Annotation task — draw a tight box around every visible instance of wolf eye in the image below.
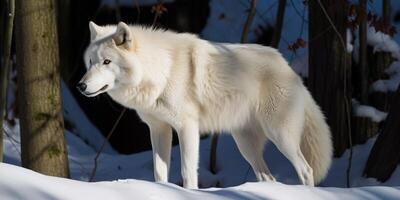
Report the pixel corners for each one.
[103,59,111,65]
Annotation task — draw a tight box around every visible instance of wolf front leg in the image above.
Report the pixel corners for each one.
[176,120,200,189]
[150,123,172,183]
[141,114,173,183]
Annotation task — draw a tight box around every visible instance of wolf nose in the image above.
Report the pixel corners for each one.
[76,82,87,92]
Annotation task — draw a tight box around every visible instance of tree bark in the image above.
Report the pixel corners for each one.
[56,0,73,84]
[271,0,286,48]
[383,0,390,27]
[364,84,400,182]
[359,0,368,103]
[309,0,351,157]
[15,0,69,177]
[352,0,378,145]
[351,116,379,145]
[0,0,15,162]
[369,0,393,112]
[209,134,219,174]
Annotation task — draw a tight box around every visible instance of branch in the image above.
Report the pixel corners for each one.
[151,1,167,27]
[271,0,286,48]
[114,0,121,22]
[315,0,353,188]
[241,0,257,43]
[209,134,219,175]
[89,108,126,181]
[382,0,390,26]
[359,0,368,104]
[0,0,15,162]
[133,0,141,23]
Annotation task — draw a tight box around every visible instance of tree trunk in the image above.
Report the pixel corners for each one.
[308,0,351,157]
[209,134,219,174]
[369,0,393,112]
[358,0,368,103]
[0,0,15,162]
[383,0,390,27]
[56,0,73,84]
[352,0,378,145]
[351,116,379,145]
[364,84,400,182]
[271,0,286,48]
[363,0,397,182]
[15,0,69,177]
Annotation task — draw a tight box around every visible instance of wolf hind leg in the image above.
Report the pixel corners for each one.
[232,122,275,182]
[257,114,315,186]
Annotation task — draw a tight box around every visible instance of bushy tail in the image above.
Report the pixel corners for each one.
[300,90,333,185]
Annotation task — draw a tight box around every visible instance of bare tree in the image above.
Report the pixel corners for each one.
[369,0,393,112]
[351,0,378,145]
[56,0,73,83]
[383,0,390,26]
[358,0,368,103]
[15,0,69,177]
[0,0,15,162]
[364,84,400,181]
[308,0,351,156]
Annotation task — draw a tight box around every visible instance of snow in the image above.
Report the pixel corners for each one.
[371,61,400,92]
[347,29,354,53]
[355,105,387,122]
[352,101,388,123]
[353,24,400,63]
[1,163,400,200]
[366,26,400,59]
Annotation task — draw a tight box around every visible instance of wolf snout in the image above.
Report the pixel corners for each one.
[76,82,87,92]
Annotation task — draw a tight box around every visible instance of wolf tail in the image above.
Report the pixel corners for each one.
[300,90,333,185]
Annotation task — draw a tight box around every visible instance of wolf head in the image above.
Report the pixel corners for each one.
[77,21,142,97]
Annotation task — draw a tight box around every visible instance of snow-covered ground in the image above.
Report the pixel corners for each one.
[2,116,400,199]
[2,163,400,200]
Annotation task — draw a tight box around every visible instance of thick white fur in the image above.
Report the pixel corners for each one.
[80,22,333,189]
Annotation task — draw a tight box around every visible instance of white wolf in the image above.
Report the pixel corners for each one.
[78,21,333,189]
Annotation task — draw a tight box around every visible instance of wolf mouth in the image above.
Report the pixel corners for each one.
[84,84,109,96]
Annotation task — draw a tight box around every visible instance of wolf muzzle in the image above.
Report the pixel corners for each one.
[76,82,87,92]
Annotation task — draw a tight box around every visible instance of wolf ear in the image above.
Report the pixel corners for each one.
[112,22,133,50]
[89,21,102,41]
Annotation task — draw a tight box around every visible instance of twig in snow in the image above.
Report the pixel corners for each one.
[89,108,126,182]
